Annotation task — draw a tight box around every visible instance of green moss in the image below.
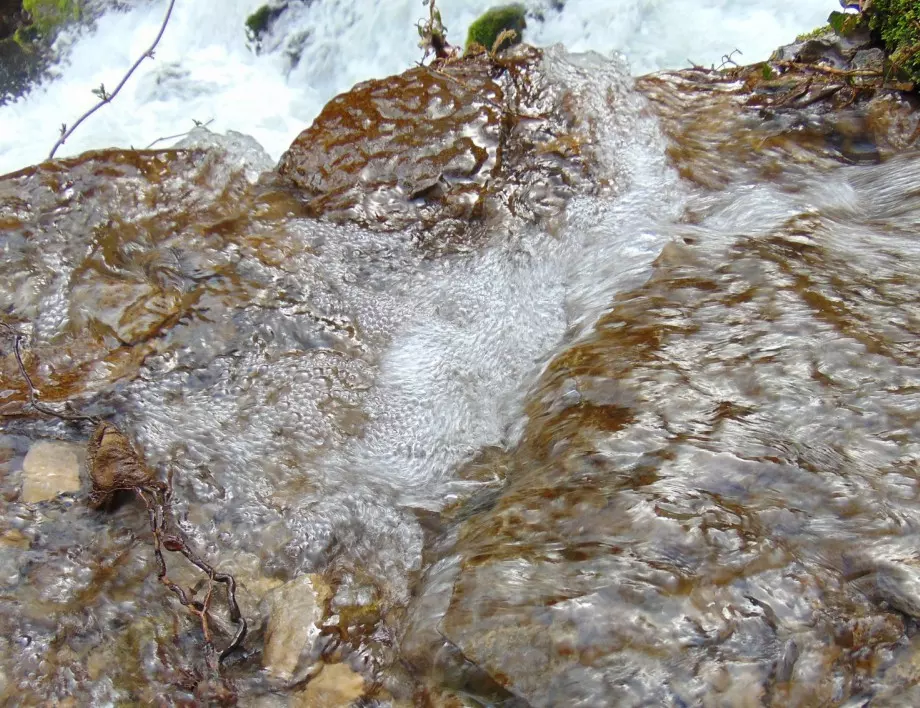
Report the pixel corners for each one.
[465,4,526,53]
[866,0,920,83]
[245,3,284,43]
[13,24,39,46]
[22,0,79,37]
[794,24,831,42]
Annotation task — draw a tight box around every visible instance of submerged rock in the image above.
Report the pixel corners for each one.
[635,54,920,189]
[290,662,366,708]
[262,573,332,683]
[20,440,83,503]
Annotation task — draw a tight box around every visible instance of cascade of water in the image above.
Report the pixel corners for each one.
[0,0,831,175]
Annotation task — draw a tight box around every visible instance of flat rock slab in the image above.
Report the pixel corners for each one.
[290,663,366,708]
[20,440,84,503]
[263,573,332,683]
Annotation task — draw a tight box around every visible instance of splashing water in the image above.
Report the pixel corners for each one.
[0,0,833,175]
[6,1,917,705]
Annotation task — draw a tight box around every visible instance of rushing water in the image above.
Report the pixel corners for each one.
[0,0,833,175]
[3,1,920,707]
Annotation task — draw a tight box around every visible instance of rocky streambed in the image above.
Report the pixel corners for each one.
[1,25,920,708]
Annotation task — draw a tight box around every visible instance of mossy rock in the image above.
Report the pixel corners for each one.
[465,4,526,54]
[245,2,285,45]
[866,0,920,84]
[795,24,832,42]
[22,0,78,37]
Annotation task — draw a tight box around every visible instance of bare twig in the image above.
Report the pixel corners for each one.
[419,63,544,122]
[490,28,517,56]
[144,118,215,149]
[772,59,882,77]
[416,0,456,62]
[4,327,246,667]
[717,49,743,70]
[769,60,914,91]
[49,0,177,160]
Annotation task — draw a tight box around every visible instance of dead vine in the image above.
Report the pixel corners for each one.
[0,322,246,673]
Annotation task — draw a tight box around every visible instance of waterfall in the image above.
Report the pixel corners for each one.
[0,0,831,175]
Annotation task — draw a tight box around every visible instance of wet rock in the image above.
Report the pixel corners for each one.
[793,39,848,68]
[20,440,83,503]
[0,529,28,550]
[262,573,332,683]
[872,636,920,705]
[290,662,366,708]
[276,47,591,252]
[0,147,273,412]
[636,57,919,188]
[174,126,275,183]
[403,184,920,704]
[852,47,886,74]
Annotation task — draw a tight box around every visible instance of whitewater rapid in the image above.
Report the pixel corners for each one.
[0,0,833,175]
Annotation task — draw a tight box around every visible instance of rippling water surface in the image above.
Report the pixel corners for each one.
[1,31,920,708]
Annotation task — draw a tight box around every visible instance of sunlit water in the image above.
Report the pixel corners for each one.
[0,0,833,175]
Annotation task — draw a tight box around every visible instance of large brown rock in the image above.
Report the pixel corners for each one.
[276,48,590,252]
[636,52,920,189]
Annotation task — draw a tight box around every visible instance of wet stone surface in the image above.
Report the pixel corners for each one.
[277,47,591,253]
[404,150,920,706]
[20,440,83,503]
[0,46,615,704]
[1,40,920,707]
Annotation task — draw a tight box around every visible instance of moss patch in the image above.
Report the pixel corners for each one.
[795,24,831,42]
[22,0,78,37]
[465,4,526,53]
[866,0,920,83]
[245,3,284,44]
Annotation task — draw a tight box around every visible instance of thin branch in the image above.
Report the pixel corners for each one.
[4,323,246,669]
[139,485,247,663]
[769,60,914,92]
[49,0,177,160]
[772,59,883,77]
[0,322,99,423]
[717,48,743,70]
[144,118,215,149]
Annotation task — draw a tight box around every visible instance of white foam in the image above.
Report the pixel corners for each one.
[0,0,831,175]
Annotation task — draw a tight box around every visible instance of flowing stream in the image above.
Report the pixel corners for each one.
[3,1,920,706]
[0,0,832,175]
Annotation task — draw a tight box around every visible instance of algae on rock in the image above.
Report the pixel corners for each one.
[22,0,78,37]
[465,3,526,53]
